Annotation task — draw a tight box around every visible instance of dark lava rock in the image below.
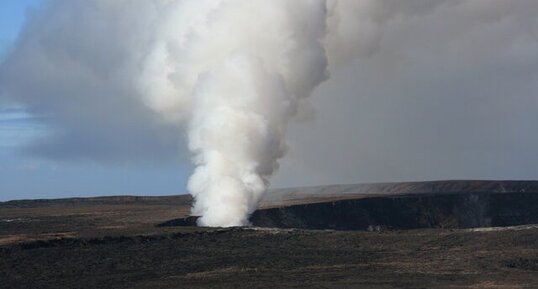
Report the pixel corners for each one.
[250,192,538,230]
[158,215,199,227]
[160,189,538,230]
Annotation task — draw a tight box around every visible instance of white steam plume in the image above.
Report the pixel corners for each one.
[3,0,537,220]
[140,0,329,226]
[1,0,381,226]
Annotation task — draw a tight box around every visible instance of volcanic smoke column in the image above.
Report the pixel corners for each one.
[141,0,329,226]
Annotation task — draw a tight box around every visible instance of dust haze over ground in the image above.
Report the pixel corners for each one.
[1,1,538,223]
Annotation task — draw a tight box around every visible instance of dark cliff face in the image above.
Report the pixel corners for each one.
[250,192,538,230]
[155,181,538,230]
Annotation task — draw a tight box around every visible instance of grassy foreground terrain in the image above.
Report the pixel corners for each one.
[1,185,538,289]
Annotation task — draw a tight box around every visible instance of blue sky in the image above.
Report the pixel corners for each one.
[0,0,189,201]
[0,0,40,59]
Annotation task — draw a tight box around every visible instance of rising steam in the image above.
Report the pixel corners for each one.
[140,0,331,226]
[2,0,536,223]
[0,0,398,227]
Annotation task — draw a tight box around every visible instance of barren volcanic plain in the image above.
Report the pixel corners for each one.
[2,180,538,288]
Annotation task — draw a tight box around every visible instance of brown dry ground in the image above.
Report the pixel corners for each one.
[1,195,538,289]
[0,196,193,244]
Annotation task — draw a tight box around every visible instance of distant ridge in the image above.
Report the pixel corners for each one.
[155,180,538,230]
[4,180,538,209]
[0,195,192,208]
[260,180,538,208]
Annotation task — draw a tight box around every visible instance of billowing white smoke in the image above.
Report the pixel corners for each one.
[3,0,537,225]
[2,0,439,227]
[140,0,329,226]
